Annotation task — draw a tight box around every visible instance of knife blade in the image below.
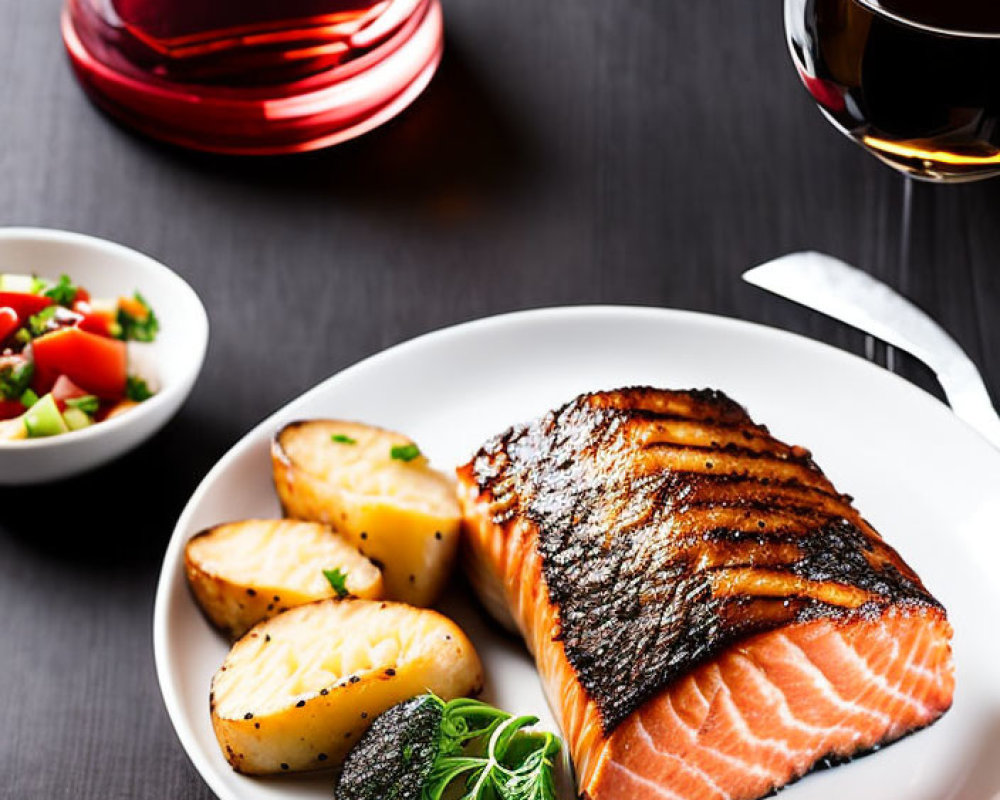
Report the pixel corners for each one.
[743,251,1000,450]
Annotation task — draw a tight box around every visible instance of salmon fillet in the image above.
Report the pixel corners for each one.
[457,388,954,800]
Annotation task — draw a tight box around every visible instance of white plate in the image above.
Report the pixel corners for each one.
[154,306,1000,800]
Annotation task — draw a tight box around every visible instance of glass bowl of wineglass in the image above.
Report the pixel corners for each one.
[62,0,444,155]
[785,0,1000,183]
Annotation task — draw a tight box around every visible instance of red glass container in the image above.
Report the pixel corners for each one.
[62,0,443,154]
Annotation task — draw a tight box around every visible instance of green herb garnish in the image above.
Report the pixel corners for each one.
[390,443,421,462]
[323,568,350,599]
[27,306,58,337]
[44,274,79,306]
[335,694,561,800]
[29,276,48,295]
[19,388,38,408]
[125,376,153,402]
[117,292,159,342]
[14,328,31,346]
[332,434,357,445]
[0,361,34,401]
[65,395,99,415]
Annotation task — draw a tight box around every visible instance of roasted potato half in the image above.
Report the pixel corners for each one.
[185,519,383,639]
[210,598,483,775]
[272,420,461,607]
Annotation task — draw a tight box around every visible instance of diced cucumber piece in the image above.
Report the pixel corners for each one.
[0,274,44,294]
[23,393,69,437]
[62,407,92,431]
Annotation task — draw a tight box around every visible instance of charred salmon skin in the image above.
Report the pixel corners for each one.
[457,387,954,800]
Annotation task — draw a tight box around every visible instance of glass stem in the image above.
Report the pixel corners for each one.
[887,176,916,372]
[873,175,915,373]
[899,175,914,295]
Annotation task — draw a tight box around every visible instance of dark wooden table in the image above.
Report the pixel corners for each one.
[1,1,997,797]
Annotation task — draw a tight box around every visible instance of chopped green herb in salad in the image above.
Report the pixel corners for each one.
[43,274,80,306]
[125,376,154,402]
[65,394,100,415]
[117,292,159,342]
[0,361,34,400]
[27,306,59,337]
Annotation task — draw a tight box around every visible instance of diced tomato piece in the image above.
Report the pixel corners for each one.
[74,287,91,304]
[30,358,57,396]
[0,307,18,343]
[0,399,23,420]
[74,300,119,338]
[0,292,51,320]
[31,328,127,398]
[77,310,117,338]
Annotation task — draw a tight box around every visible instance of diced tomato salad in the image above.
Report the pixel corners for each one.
[0,273,159,440]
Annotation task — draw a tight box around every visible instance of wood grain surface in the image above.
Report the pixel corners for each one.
[1,1,997,797]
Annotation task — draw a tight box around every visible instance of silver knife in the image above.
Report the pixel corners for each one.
[743,251,1000,450]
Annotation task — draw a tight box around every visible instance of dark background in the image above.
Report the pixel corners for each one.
[1,2,997,797]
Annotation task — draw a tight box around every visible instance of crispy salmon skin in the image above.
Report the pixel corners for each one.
[458,387,954,800]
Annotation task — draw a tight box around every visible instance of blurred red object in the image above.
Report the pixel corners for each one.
[62,0,443,154]
[798,70,847,114]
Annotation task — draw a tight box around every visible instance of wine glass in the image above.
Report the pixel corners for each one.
[785,0,1000,183]
[784,0,1000,369]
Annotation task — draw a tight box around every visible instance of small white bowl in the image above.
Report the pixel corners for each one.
[0,228,209,484]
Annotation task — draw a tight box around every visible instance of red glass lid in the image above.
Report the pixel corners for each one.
[62,0,444,154]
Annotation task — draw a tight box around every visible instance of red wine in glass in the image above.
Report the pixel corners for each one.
[786,0,1000,182]
[63,0,444,154]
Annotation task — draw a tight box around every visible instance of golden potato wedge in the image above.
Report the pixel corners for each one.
[210,598,483,775]
[272,420,460,607]
[185,519,383,639]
